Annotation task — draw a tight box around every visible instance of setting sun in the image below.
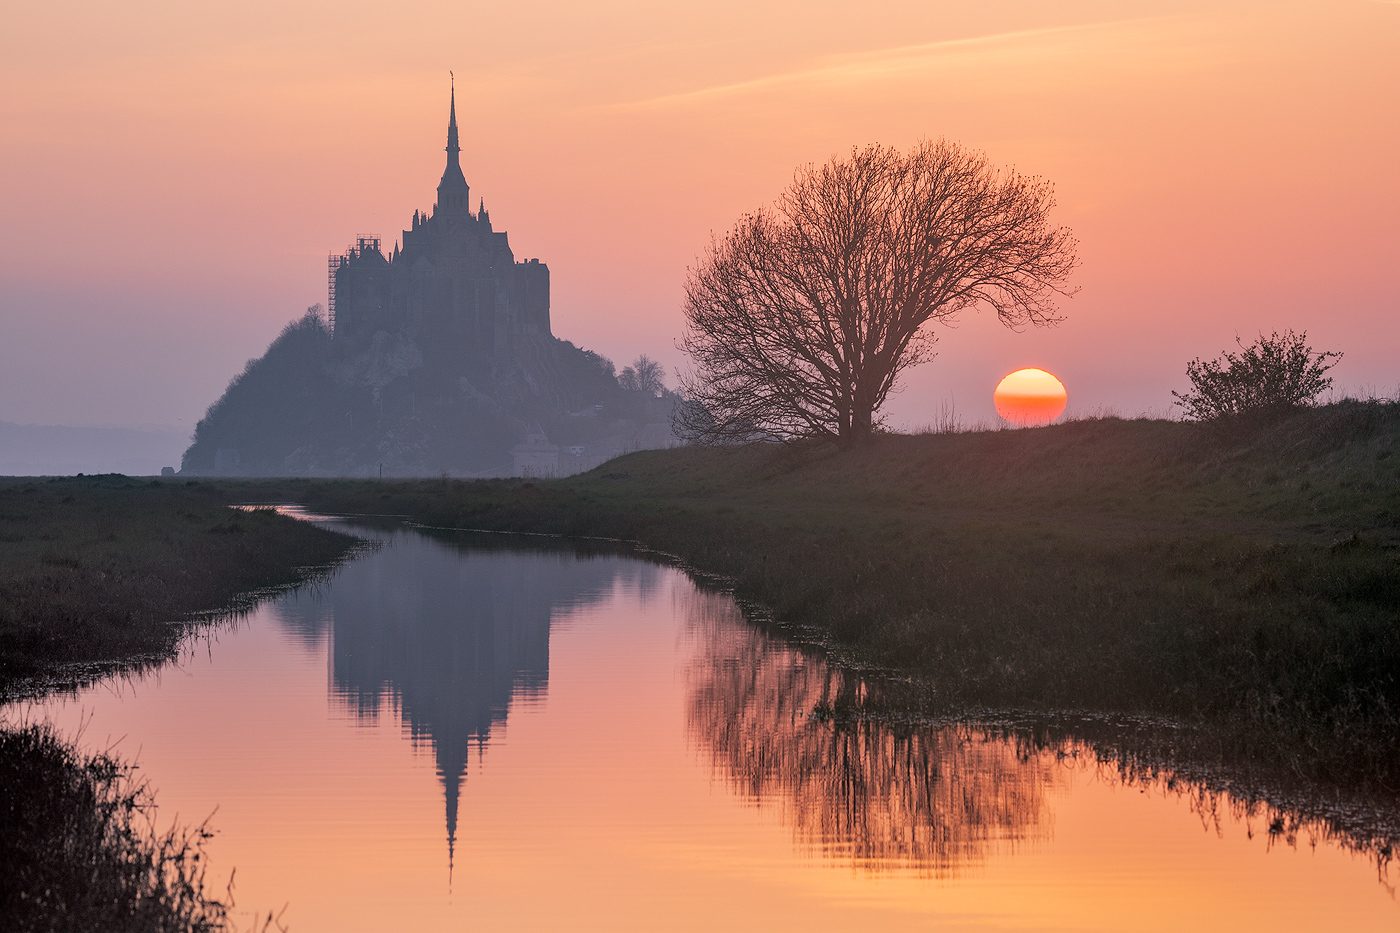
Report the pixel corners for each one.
[994,368,1068,426]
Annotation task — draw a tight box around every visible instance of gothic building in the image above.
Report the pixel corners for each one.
[328,84,553,390]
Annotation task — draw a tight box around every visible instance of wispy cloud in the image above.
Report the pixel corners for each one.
[605,16,1182,113]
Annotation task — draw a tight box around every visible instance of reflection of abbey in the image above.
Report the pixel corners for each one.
[181,85,677,477]
[270,531,660,876]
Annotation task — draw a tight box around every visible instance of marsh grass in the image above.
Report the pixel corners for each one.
[0,474,359,697]
[0,723,248,933]
[296,401,1400,795]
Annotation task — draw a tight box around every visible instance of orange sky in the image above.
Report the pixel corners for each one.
[1,0,1396,430]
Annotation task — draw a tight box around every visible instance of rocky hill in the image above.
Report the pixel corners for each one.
[180,308,676,477]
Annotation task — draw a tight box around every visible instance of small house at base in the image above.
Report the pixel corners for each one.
[512,423,559,478]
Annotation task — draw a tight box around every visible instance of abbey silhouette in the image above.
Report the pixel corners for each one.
[181,85,677,477]
[329,82,551,370]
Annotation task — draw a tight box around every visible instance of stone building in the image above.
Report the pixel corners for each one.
[327,82,557,407]
[512,422,559,477]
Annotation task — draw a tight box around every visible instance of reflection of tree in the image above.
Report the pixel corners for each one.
[684,592,1055,875]
[274,530,657,871]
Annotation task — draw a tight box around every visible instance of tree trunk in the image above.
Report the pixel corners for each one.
[842,406,875,448]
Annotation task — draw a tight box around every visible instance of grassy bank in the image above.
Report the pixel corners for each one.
[298,401,1400,792]
[0,474,359,930]
[0,474,358,696]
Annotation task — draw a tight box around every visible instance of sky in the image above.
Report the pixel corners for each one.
[1,0,1396,433]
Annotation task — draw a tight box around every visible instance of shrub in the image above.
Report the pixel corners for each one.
[1172,330,1341,422]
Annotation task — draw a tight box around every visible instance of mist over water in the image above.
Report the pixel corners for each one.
[6,521,1397,930]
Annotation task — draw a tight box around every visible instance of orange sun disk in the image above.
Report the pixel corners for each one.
[994,368,1067,426]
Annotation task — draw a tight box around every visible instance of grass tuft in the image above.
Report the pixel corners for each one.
[0,723,238,932]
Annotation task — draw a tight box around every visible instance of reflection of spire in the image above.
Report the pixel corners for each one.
[441,763,462,884]
[434,721,472,888]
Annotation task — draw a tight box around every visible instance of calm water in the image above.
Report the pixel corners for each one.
[8,518,1398,931]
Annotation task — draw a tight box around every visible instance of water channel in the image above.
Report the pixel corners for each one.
[7,515,1398,930]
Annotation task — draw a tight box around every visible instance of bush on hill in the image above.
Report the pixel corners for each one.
[1173,330,1341,422]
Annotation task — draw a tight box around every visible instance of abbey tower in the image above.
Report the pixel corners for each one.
[328,83,552,377]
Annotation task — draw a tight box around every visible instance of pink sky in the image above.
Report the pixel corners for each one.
[1,0,1396,431]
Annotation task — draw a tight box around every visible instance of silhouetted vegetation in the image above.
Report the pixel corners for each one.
[1173,329,1341,422]
[0,724,244,933]
[676,140,1077,448]
[182,308,341,475]
[617,354,666,396]
[298,400,1400,795]
[0,474,357,696]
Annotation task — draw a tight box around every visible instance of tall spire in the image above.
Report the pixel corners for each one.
[437,73,469,212]
[446,73,460,161]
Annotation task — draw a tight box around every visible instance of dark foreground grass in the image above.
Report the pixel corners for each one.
[0,474,358,697]
[0,724,241,933]
[297,401,1400,795]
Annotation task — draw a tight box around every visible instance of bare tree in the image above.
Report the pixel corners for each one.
[1172,330,1341,422]
[618,354,665,396]
[676,140,1078,448]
